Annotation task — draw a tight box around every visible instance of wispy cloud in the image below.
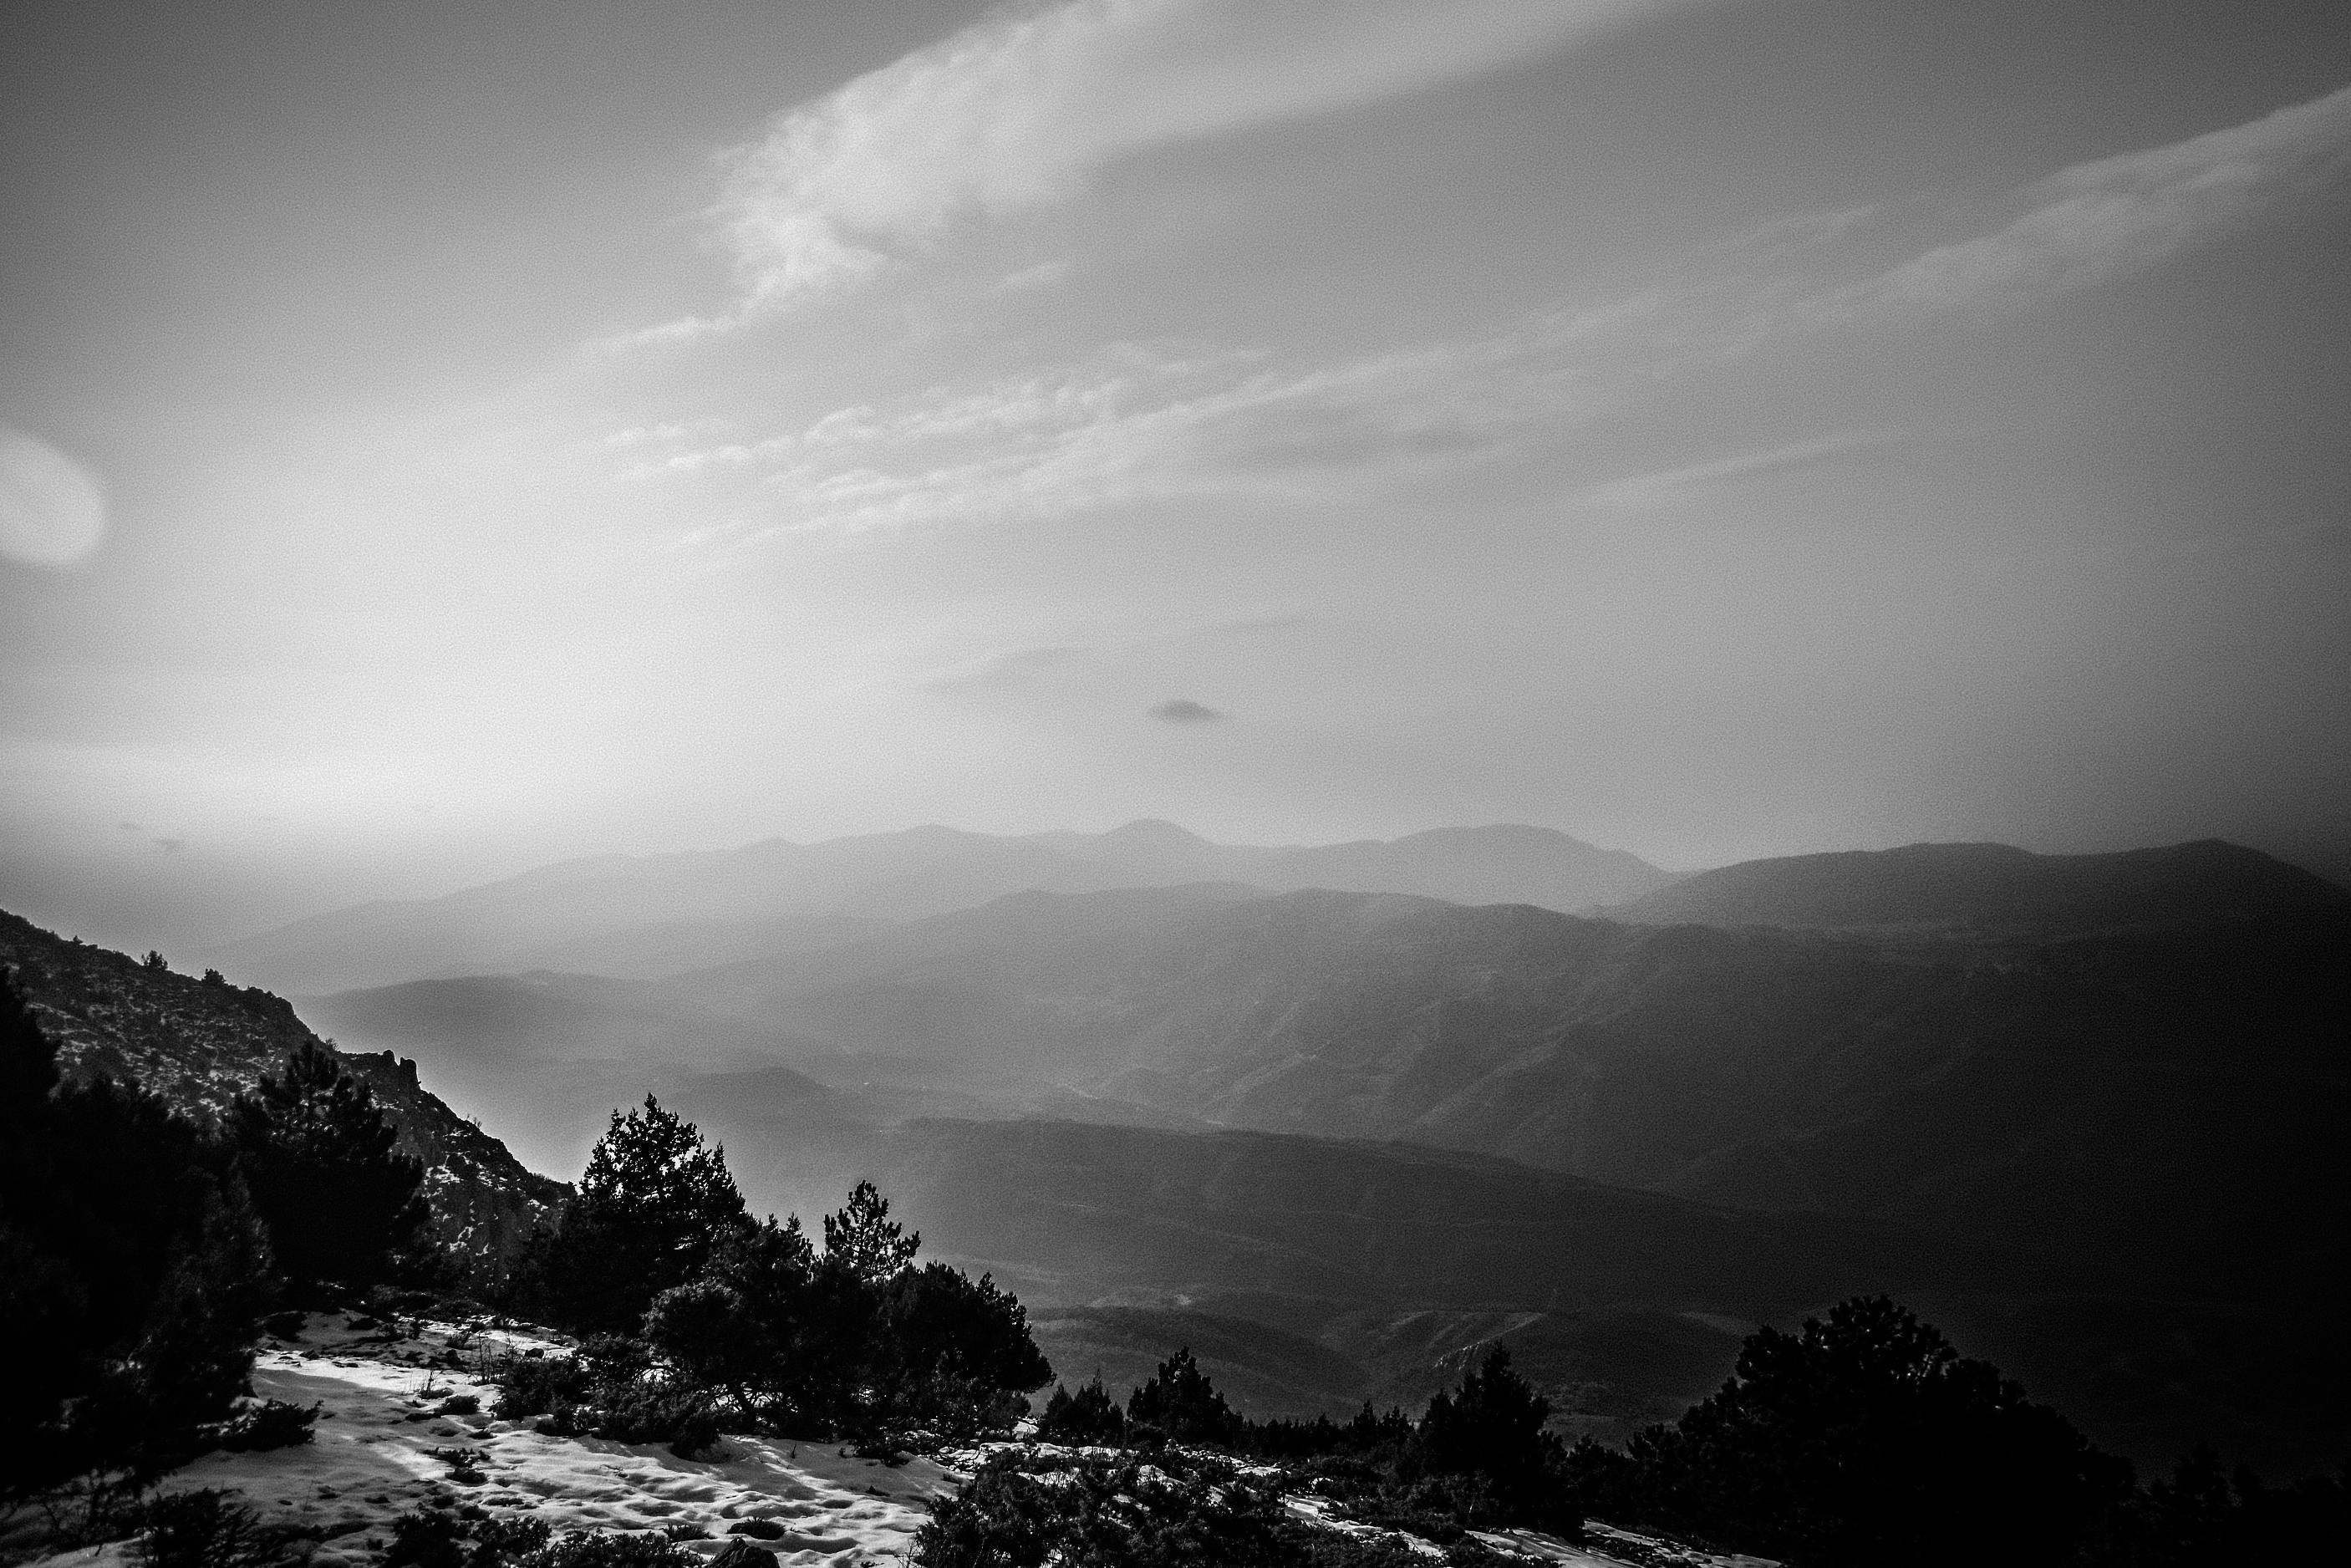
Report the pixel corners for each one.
[631,312,1627,536]
[1824,83,2351,318]
[1584,430,1902,510]
[661,0,1690,330]
[924,644,1087,693]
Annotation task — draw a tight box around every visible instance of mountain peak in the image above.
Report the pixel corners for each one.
[1103,817,1211,845]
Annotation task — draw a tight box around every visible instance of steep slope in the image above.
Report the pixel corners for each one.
[1609,838,2348,934]
[200,822,1671,992]
[0,909,566,1286]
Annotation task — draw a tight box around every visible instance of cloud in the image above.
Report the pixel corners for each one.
[635,309,1639,538]
[0,425,108,567]
[1149,698,1224,723]
[690,0,1689,324]
[1585,430,1902,510]
[925,644,1086,693]
[996,258,1074,293]
[1827,83,2351,318]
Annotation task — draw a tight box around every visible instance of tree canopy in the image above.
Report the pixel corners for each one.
[230,1041,430,1292]
[524,1096,747,1334]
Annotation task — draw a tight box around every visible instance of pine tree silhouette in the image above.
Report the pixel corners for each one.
[1126,1347,1242,1447]
[528,1096,748,1334]
[823,1179,919,1283]
[230,1041,430,1292]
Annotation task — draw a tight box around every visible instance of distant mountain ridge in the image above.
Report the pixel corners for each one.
[0,909,566,1286]
[1611,837,2348,934]
[201,821,1673,993]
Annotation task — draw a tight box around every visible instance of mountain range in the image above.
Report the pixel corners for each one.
[14,825,2346,1472]
[199,821,1673,993]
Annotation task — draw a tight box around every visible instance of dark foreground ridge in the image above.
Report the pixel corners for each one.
[0,909,566,1286]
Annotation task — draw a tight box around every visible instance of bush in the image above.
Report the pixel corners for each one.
[489,1352,592,1420]
[384,1509,554,1568]
[593,1379,719,1459]
[912,1457,1297,1568]
[1126,1347,1243,1448]
[217,1398,318,1452]
[521,1531,700,1568]
[135,1489,305,1568]
[1582,1296,2131,1566]
[485,1341,715,1456]
[1037,1376,1127,1445]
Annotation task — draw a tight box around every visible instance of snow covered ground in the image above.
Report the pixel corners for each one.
[31,1314,952,1568]
[24,1315,1772,1568]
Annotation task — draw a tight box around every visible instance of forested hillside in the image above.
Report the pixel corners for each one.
[0,909,566,1285]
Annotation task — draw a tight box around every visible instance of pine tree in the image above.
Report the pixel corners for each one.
[823,1179,919,1283]
[1409,1344,1561,1520]
[528,1096,748,1334]
[229,1041,430,1292]
[1126,1347,1242,1447]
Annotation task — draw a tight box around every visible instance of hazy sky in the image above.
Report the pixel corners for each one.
[4,0,2348,950]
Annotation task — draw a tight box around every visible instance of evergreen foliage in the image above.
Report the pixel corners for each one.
[870,1263,1052,1436]
[2070,1448,2349,1566]
[1126,1347,1244,1448]
[507,1102,1050,1444]
[822,1179,919,1283]
[0,972,275,1499]
[229,1041,430,1292]
[522,1097,748,1334]
[1564,1295,2133,1565]
[1036,1376,1127,1446]
[1402,1347,1565,1526]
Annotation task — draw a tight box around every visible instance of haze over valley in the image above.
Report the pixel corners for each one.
[6,3,2349,1560]
[235,820,2348,1471]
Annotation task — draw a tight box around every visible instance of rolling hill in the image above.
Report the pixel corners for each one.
[1608,837,2348,934]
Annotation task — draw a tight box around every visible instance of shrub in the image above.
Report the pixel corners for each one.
[385,1509,551,1568]
[1037,1376,1127,1445]
[913,1451,1290,1567]
[489,1352,592,1420]
[520,1530,700,1568]
[217,1398,318,1452]
[593,1379,719,1459]
[135,1489,304,1568]
[1586,1296,2131,1566]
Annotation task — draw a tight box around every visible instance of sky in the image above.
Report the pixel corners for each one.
[3,0,2348,952]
